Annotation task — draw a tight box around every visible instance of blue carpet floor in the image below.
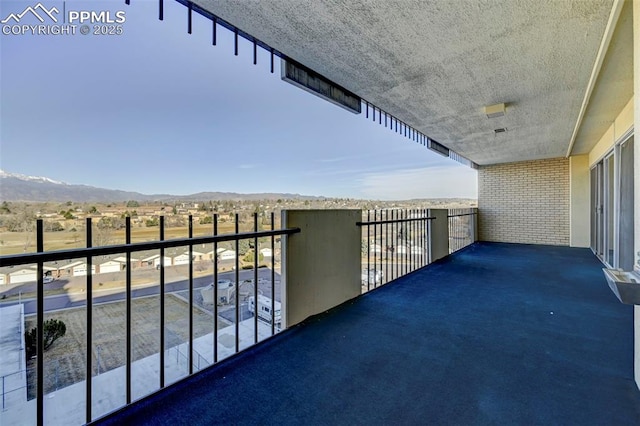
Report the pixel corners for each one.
[95,242,640,425]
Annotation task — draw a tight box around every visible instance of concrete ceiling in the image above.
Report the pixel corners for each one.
[191,0,631,166]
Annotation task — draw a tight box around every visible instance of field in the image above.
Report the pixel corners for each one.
[25,294,226,398]
[0,221,252,255]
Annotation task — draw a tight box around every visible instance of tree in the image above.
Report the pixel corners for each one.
[0,201,10,213]
[200,216,213,225]
[5,204,37,251]
[237,239,251,255]
[25,319,67,359]
[89,206,99,214]
[126,200,139,208]
[243,250,264,264]
[45,221,64,232]
[94,217,120,246]
[146,217,159,227]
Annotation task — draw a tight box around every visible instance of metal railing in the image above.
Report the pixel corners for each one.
[448,209,478,253]
[166,343,208,374]
[1,369,27,411]
[0,213,299,426]
[357,209,434,292]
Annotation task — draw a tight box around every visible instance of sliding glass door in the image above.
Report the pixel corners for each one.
[604,153,615,266]
[591,134,634,269]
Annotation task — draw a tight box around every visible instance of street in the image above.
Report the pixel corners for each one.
[0,268,281,315]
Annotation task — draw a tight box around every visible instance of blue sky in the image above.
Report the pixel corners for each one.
[0,0,477,200]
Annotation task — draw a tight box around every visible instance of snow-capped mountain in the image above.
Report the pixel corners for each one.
[0,169,67,185]
[0,169,153,202]
[0,170,315,203]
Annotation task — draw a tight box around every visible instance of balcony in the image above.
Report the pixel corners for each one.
[1,208,638,425]
[96,241,639,425]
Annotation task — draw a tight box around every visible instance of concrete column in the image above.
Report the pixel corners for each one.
[428,209,449,262]
[281,209,361,327]
[633,0,639,391]
[569,155,591,248]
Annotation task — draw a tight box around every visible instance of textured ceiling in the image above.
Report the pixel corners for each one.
[191,0,628,165]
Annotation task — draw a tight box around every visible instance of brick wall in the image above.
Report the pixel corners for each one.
[478,158,570,245]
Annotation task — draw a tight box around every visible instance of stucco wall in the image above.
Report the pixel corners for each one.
[569,155,590,248]
[478,158,570,245]
[281,209,361,327]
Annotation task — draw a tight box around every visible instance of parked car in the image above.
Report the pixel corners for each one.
[43,276,54,283]
[361,268,384,285]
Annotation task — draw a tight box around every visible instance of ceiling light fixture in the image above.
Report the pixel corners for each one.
[484,103,506,118]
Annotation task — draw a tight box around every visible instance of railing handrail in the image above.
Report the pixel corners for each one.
[447,212,477,218]
[0,369,26,381]
[0,227,300,268]
[356,216,435,227]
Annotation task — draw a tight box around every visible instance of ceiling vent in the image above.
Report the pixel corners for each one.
[484,103,506,118]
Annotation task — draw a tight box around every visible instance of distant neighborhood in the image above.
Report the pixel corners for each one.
[0,196,476,286]
[0,246,277,286]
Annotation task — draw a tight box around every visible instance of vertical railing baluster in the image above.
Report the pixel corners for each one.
[270,212,275,335]
[403,210,407,276]
[125,217,132,404]
[85,218,93,424]
[424,209,428,267]
[393,210,397,281]
[212,16,216,45]
[234,214,239,353]
[36,220,44,426]
[234,28,238,56]
[427,209,433,264]
[253,40,257,65]
[397,210,401,279]
[384,210,388,284]
[374,210,378,288]
[416,212,419,267]
[159,216,165,389]
[411,209,415,271]
[409,209,412,271]
[187,1,192,34]
[415,209,419,268]
[188,215,194,375]
[270,48,274,73]
[159,0,163,20]
[213,214,218,363]
[366,210,370,292]
[453,209,456,252]
[253,213,258,344]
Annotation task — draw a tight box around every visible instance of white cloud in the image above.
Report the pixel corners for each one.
[359,165,477,200]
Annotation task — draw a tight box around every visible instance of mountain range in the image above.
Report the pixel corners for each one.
[0,170,319,203]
